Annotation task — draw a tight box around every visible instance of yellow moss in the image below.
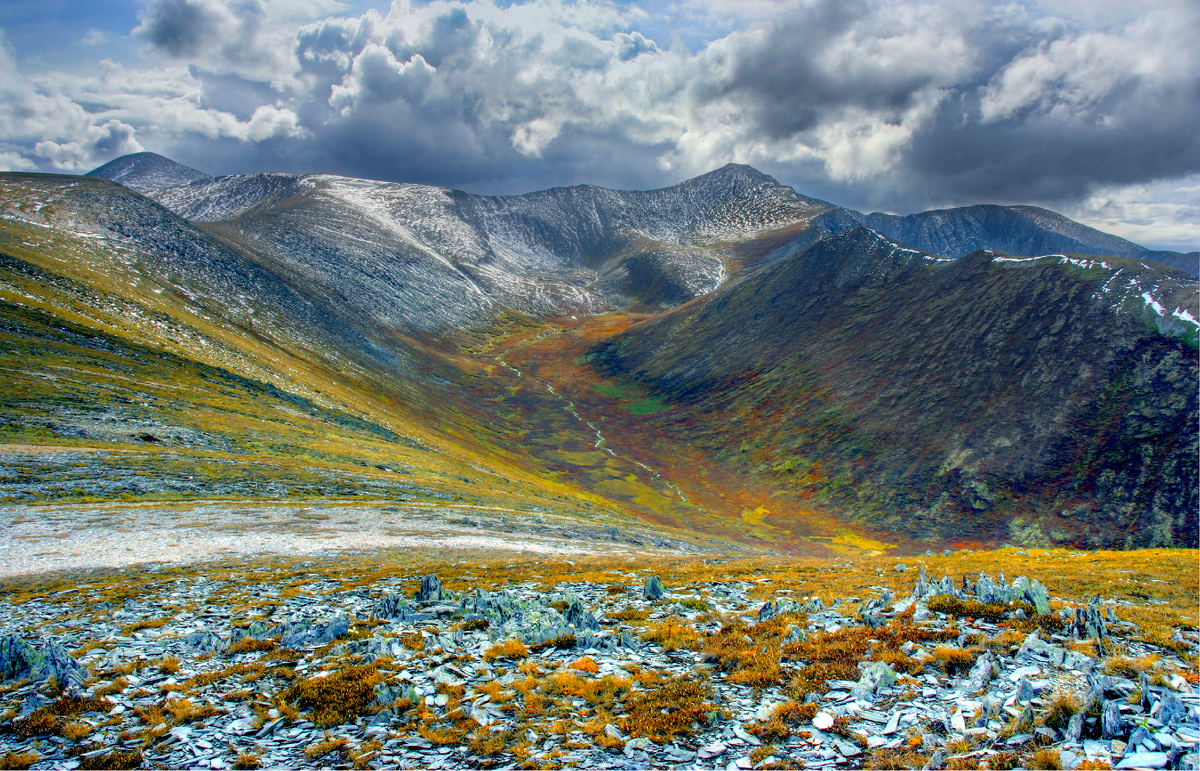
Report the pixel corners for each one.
[61,722,92,742]
[932,646,981,676]
[78,750,144,771]
[619,673,716,744]
[0,751,39,770]
[1023,748,1063,770]
[228,637,278,654]
[164,698,218,725]
[304,736,349,759]
[1102,655,1159,679]
[641,620,700,651]
[283,665,384,728]
[483,639,529,661]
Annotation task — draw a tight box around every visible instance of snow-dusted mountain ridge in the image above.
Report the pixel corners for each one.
[131,164,831,332]
[84,153,1197,335]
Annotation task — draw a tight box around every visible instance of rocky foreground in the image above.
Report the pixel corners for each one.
[0,551,1196,770]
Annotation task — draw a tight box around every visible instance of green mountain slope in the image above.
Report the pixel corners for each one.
[589,228,1199,549]
[0,173,649,529]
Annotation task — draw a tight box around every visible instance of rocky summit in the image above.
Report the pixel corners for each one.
[0,550,1195,770]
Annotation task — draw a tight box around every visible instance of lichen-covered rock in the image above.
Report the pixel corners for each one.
[563,594,599,631]
[1101,699,1126,738]
[0,635,84,687]
[851,661,897,701]
[644,575,666,600]
[181,630,226,655]
[968,652,996,689]
[416,575,444,603]
[1013,576,1052,616]
[375,592,414,620]
[279,614,349,648]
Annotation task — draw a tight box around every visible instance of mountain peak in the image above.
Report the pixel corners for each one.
[680,163,780,190]
[86,152,211,194]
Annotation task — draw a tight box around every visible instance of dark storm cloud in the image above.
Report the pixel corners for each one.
[133,0,225,57]
[712,0,1199,210]
[121,0,1200,213]
[724,0,917,138]
[903,83,1200,205]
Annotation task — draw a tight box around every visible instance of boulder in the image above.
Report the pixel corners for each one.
[563,594,599,631]
[375,592,414,620]
[416,575,444,603]
[1115,752,1169,769]
[0,636,85,688]
[279,614,349,648]
[968,652,995,689]
[1101,700,1126,738]
[851,661,897,701]
[644,575,666,600]
[181,630,226,655]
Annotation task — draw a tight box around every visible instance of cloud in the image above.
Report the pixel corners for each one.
[1064,175,1200,252]
[134,0,228,58]
[0,0,1195,247]
[80,29,109,46]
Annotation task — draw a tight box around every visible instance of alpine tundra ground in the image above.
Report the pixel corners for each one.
[0,545,1195,770]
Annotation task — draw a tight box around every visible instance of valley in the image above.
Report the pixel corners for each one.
[0,153,1196,771]
[0,157,1196,564]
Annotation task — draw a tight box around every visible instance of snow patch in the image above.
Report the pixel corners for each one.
[1140,292,1166,316]
[1171,307,1199,327]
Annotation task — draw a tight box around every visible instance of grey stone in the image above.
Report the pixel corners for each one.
[802,597,825,613]
[851,662,897,701]
[1115,751,1169,769]
[1066,712,1084,742]
[1102,700,1126,738]
[279,614,349,648]
[563,594,599,631]
[644,575,666,600]
[968,652,995,689]
[181,630,226,655]
[19,692,52,717]
[0,636,85,688]
[416,575,444,603]
[1157,691,1184,727]
[1017,632,1052,660]
[375,592,413,620]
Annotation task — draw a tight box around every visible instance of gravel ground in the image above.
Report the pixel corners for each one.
[0,500,692,577]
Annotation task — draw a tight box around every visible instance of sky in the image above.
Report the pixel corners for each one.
[0,0,1196,251]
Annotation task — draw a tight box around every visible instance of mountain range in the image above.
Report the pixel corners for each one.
[0,151,1192,554]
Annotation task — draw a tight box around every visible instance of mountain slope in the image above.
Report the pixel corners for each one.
[589,227,1199,549]
[0,172,660,529]
[142,164,831,331]
[85,152,211,193]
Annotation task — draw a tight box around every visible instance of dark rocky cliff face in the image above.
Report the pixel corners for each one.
[590,228,1199,548]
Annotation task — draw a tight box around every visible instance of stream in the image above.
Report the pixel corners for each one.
[490,329,689,504]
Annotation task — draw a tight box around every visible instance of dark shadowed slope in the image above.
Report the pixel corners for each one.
[590,227,1199,549]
